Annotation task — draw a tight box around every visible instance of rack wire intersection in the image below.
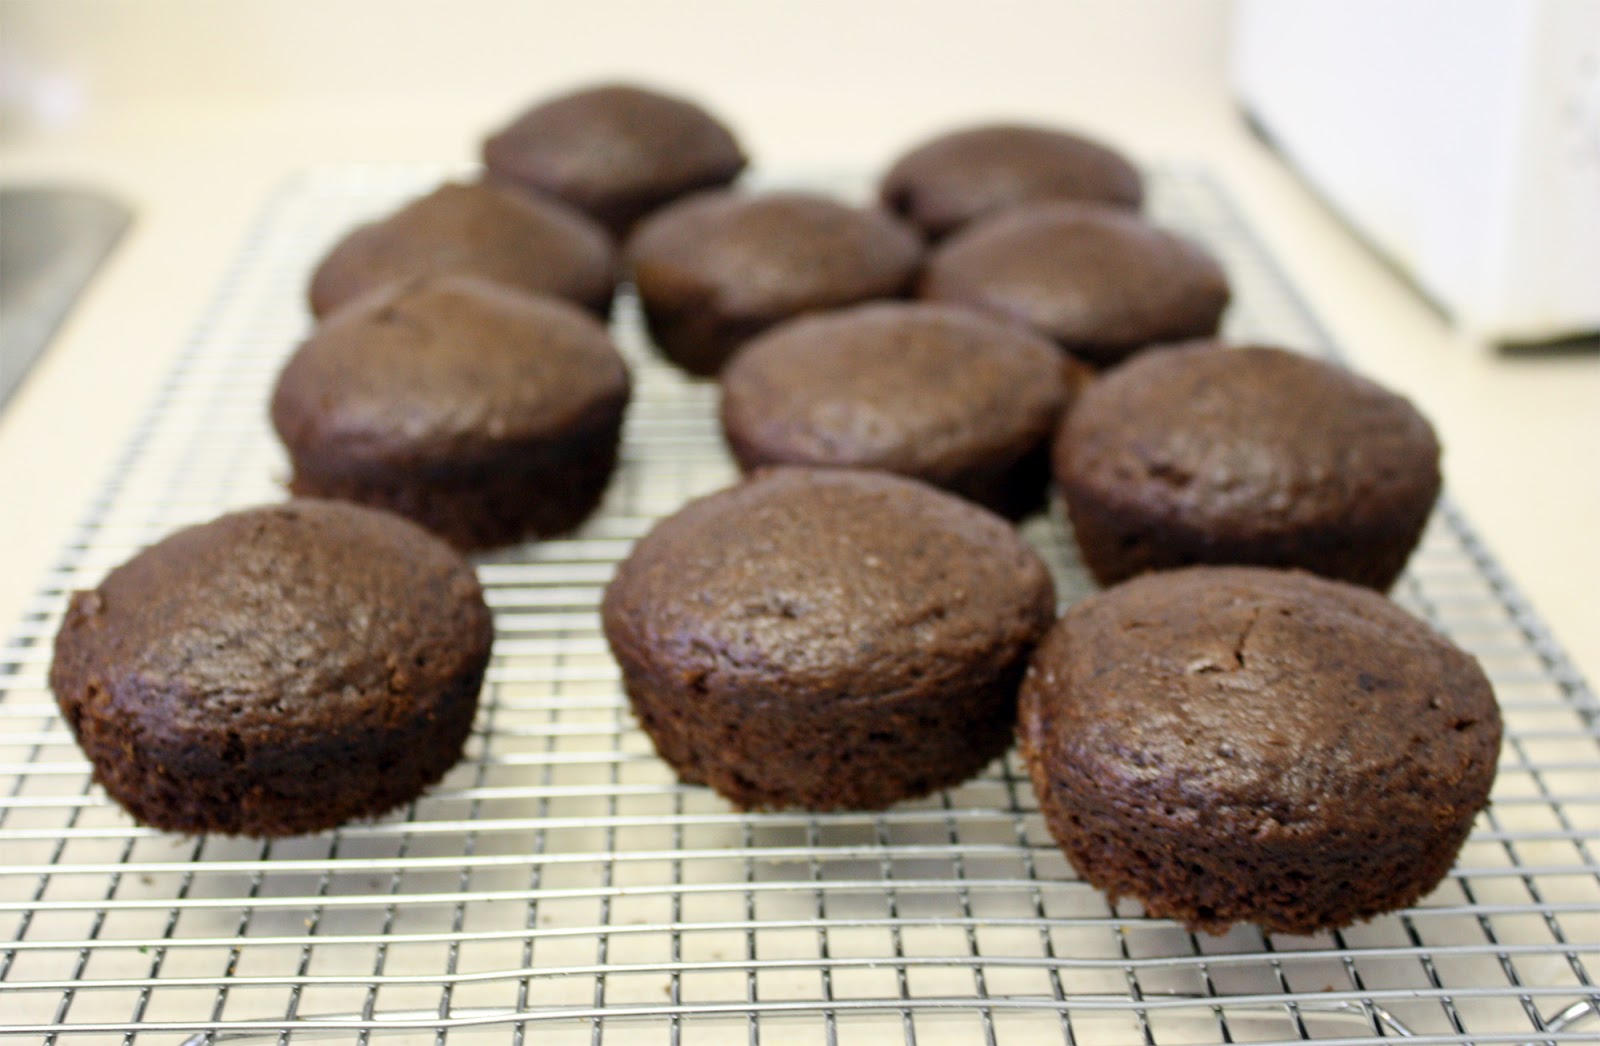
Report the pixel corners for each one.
[1,167,1597,1045]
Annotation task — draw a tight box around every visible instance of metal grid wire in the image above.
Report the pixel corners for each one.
[2,166,1598,1045]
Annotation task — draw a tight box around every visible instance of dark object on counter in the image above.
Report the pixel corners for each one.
[307,182,614,320]
[719,302,1067,518]
[601,467,1056,811]
[0,187,130,410]
[919,201,1229,367]
[49,500,493,838]
[625,190,923,376]
[880,123,1144,240]
[1055,343,1441,589]
[483,82,747,238]
[273,275,630,550]
[1018,565,1501,935]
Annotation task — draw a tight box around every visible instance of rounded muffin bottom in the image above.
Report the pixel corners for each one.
[614,657,1028,811]
[639,299,776,377]
[1017,726,1477,935]
[64,671,482,838]
[725,437,1051,522]
[637,288,921,378]
[928,441,1053,521]
[1061,483,1433,591]
[486,169,743,241]
[311,271,618,326]
[287,418,624,551]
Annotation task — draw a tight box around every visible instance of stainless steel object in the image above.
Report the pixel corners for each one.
[1,167,1596,1044]
[0,186,130,408]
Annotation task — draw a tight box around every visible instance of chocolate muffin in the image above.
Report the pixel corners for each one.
[272,275,631,550]
[1018,566,1501,935]
[483,82,747,237]
[49,501,494,838]
[919,202,1229,367]
[1055,343,1441,590]
[881,123,1144,240]
[719,302,1067,518]
[625,191,924,376]
[601,468,1056,810]
[308,181,614,320]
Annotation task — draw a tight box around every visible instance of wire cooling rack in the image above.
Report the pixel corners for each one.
[2,167,1597,1046]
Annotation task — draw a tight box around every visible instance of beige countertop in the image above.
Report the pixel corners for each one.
[1,0,1596,692]
[1,8,1598,1042]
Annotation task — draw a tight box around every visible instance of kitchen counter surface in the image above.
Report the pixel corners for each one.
[0,59,1596,694]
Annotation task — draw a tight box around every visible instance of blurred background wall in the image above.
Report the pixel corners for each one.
[0,0,1233,168]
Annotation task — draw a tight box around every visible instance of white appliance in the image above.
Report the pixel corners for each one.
[1232,0,1600,343]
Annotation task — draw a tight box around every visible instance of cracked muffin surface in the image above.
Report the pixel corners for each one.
[1018,565,1501,935]
[49,500,493,837]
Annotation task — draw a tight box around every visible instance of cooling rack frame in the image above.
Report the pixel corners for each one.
[1,166,1597,1045]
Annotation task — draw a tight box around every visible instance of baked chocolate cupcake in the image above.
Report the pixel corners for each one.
[919,202,1229,367]
[625,191,923,376]
[308,181,615,320]
[881,123,1143,240]
[719,302,1066,518]
[272,275,631,550]
[50,501,494,838]
[1018,566,1501,935]
[1055,343,1441,590]
[483,82,747,237]
[601,468,1056,810]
